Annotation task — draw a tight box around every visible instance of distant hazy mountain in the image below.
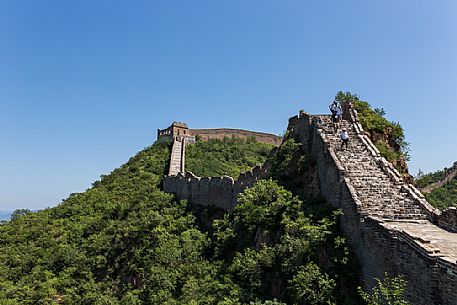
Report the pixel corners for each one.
[0,210,12,221]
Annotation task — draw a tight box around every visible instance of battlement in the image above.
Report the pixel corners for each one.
[163,162,271,210]
[161,108,457,304]
[157,121,191,141]
[289,105,457,304]
[157,122,282,146]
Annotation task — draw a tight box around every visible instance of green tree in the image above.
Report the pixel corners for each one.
[288,262,336,305]
[358,273,410,305]
[186,137,274,177]
[335,91,410,171]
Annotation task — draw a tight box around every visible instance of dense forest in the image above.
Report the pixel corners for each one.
[185,137,274,178]
[0,93,414,304]
[0,135,364,304]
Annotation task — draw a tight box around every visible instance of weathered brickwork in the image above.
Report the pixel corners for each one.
[157,122,282,146]
[162,121,280,205]
[163,163,271,210]
[190,128,282,146]
[291,105,457,305]
[168,137,185,176]
[161,106,457,304]
[438,207,457,233]
[162,122,280,178]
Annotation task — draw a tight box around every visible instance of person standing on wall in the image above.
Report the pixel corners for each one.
[340,128,349,150]
[329,100,339,133]
[329,101,338,116]
[335,103,343,121]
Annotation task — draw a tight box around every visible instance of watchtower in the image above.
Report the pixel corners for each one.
[157,121,190,141]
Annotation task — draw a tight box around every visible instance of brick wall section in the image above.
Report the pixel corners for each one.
[345,104,440,221]
[189,128,282,146]
[292,109,457,305]
[421,163,457,194]
[168,138,184,175]
[438,207,457,233]
[163,162,272,210]
[162,110,457,304]
[345,104,457,232]
[158,124,281,146]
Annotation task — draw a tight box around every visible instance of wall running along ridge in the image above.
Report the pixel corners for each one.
[163,162,271,210]
[190,128,282,146]
[288,104,457,305]
[157,122,282,147]
[420,163,457,194]
[168,137,185,176]
[162,123,279,209]
[162,105,457,304]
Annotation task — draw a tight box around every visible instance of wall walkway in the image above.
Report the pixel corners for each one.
[162,106,457,304]
[288,105,457,304]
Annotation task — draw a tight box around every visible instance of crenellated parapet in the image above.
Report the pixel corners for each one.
[438,207,457,233]
[161,108,457,304]
[163,162,271,210]
[344,103,441,221]
[157,122,282,146]
[287,105,457,305]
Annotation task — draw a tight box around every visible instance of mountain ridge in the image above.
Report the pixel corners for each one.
[416,161,457,210]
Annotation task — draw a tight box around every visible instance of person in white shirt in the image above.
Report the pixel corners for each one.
[335,105,343,120]
[329,101,338,115]
[340,128,349,150]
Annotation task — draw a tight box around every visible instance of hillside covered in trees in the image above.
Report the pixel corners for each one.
[0,135,364,305]
[416,162,457,210]
[0,92,418,304]
[185,137,274,178]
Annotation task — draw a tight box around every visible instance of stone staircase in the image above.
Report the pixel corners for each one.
[287,109,457,304]
[317,116,428,220]
[168,139,183,176]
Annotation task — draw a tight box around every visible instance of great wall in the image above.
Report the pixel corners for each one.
[420,163,457,194]
[160,121,278,207]
[161,105,457,305]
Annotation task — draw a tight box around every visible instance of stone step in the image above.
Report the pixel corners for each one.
[169,140,184,175]
[317,116,428,220]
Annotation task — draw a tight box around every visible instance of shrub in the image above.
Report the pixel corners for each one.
[358,273,410,305]
[186,137,274,177]
[335,91,410,169]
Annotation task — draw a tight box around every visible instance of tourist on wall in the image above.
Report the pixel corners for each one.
[335,103,343,120]
[340,128,349,150]
[329,101,338,116]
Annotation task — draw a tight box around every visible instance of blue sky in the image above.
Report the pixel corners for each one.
[1,0,456,211]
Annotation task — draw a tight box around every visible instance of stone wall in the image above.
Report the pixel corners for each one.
[345,104,440,222]
[163,162,271,210]
[157,121,190,141]
[438,207,457,233]
[189,128,282,146]
[161,110,457,304]
[292,109,457,305]
[308,133,445,302]
[158,122,282,146]
[420,163,457,194]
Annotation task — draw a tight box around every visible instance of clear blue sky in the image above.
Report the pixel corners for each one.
[1,0,456,211]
